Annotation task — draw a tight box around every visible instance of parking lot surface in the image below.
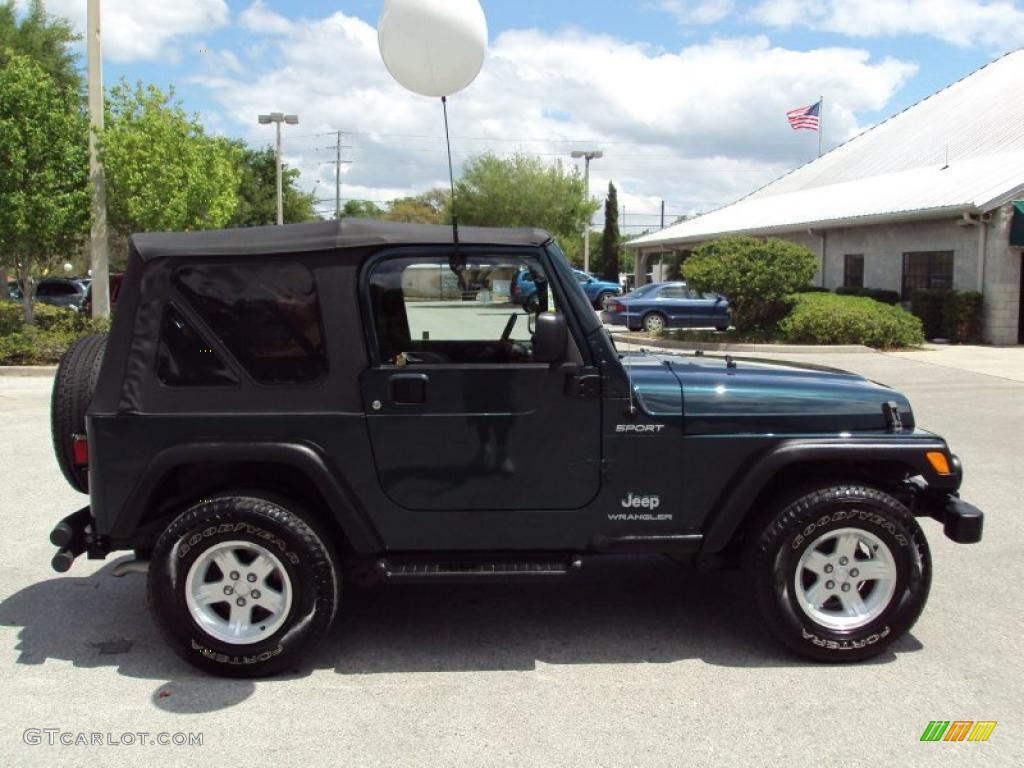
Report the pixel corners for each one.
[1,349,1021,768]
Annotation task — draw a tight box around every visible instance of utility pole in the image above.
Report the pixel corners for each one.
[258,112,299,225]
[571,150,603,273]
[660,200,665,229]
[87,0,109,319]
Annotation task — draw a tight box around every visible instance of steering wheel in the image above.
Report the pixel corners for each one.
[500,313,518,342]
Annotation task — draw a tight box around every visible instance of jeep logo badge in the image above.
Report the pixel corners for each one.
[621,492,660,510]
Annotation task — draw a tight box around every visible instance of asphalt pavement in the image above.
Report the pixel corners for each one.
[1,349,1021,767]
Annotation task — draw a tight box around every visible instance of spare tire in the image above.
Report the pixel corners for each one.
[51,332,108,493]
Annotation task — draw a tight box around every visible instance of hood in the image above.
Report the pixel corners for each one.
[624,352,913,434]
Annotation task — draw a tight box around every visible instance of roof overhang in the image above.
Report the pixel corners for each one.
[625,204,977,251]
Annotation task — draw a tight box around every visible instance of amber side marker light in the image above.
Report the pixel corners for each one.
[926,451,952,475]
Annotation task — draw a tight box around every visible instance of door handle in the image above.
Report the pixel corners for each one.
[389,373,428,405]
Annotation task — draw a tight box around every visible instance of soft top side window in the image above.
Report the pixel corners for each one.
[173,262,327,385]
[156,304,239,387]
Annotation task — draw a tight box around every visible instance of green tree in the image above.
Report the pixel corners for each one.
[599,182,620,282]
[0,1,81,94]
[453,153,599,260]
[228,143,318,227]
[383,189,449,224]
[341,199,385,218]
[683,236,818,332]
[0,1,83,298]
[102,81,240,244]
[0,52,90,323]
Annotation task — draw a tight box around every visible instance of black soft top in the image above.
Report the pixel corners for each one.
[130,219,553,261]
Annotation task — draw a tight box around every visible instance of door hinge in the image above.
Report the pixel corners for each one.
[565,371,601,399]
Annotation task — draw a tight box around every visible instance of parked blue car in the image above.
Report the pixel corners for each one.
[603,281,730,332]
[512,267,621,310]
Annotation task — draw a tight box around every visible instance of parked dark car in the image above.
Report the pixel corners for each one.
[5,280,23,300]
[82,273,124,315]
[34,278,88,312]
[513,267,620,310]
[603,281,730,332]
[47,220,982,677]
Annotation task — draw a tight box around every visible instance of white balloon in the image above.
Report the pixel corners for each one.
[378,0,488,98]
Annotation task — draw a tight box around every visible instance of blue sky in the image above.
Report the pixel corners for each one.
[36,0,1024,228]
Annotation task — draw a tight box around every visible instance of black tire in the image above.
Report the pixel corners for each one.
[642,312,667,333]
[148,495,339,678]
[595,291,614,310]
[744,484,930,662]
[715,325,729,332]
[525,295,540,313]
[50,332,107,492]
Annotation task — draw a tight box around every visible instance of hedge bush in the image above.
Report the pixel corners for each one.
[943,291,984,343]
[779,293,924,348]
[0,301,109,365]
[909,289,948,339]
[834,286,901,305]
[682,236,818,332]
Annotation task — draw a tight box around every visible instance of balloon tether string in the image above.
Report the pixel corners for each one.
[442,96,459,247]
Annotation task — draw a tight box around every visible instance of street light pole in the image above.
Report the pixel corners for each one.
[258,112,299,225]
[87,0,109,319]
[571,150,603,273]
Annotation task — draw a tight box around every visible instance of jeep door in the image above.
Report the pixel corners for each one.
[359,249,602,516]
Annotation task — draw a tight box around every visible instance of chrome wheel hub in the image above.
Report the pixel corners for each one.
[184,540,292,645]
[793,527,897,631]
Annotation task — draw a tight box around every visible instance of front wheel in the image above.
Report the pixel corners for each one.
[148,495,339,677]
[595,291,615,310]
[744,484,930,662]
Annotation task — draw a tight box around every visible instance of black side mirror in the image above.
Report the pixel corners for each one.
[533,312,567,363]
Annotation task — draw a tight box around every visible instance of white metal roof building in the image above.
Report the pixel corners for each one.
[627,49,1024,344]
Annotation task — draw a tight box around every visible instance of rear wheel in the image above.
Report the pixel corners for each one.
[596,291,615,310]
[148,494,339,677]
[51,332,107,492]
[642,312,666,333]
[744,484,930,662]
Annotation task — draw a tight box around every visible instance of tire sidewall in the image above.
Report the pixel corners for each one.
[149,497,337,676]
[754,488,930,660]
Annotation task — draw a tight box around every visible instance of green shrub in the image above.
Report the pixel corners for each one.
[0,302,110,364]
[943,291,984,343]
[682,236,818,332]
[835,287,901,304]
[779,293,924,348]
[909,289,948,339]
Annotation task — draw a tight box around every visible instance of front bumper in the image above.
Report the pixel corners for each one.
[932,496,985,544]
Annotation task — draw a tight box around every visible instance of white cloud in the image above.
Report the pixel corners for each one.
[751,0,1024,49]
[239,0,295,36]
[658,0,736,25]
[42,0,229,63]
[199,8,917,219]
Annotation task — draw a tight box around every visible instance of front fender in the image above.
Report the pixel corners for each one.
[700,436,959,554]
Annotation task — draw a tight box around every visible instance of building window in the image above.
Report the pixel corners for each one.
[173,263,327,385]
[902,251,954,300]
[843,254,864,288]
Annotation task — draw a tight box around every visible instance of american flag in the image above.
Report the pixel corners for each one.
[787,101,821,131]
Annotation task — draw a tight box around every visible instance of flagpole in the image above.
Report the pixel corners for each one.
[818,95,823,158]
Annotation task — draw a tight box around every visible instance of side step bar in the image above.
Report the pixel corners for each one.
[376,556,582,583]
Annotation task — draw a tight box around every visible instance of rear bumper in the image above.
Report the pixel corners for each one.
[49,506,106,572]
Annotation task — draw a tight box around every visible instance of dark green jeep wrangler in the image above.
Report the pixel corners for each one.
[48,220,983,676]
